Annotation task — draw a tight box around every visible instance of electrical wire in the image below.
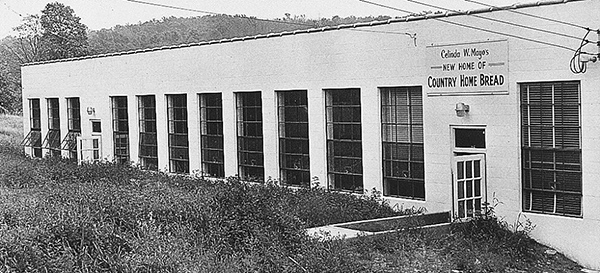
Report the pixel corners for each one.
[125,0,326,28]
[359,0,585,53]
[0,1,21,38]
[124,0,418,41]
[569,29,595,74]
[1,1,71,42]
[2,1,22,17]
[126,0,220,15]
[2,2,87,61]
[351,28,417,44]
[125,0,327,31]
[404,0,596,43]
[465,0,599,32]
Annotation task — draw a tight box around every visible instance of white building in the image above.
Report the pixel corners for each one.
[20,0,600,269]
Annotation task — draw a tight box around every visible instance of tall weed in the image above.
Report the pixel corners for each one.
[0,153,404,272]
[445,204,538,272]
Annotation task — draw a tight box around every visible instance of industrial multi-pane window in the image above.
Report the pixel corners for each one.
[325,88,363,192]
[521,81,582,217]
[200,93,224,177]
[66,98,81,132]
[236,92,264,181]
[167,94,189,173]
[21,98,42,158]
[111,96,130,164]
[138,95,158,170]
[61,97,81,160]
[278,90,310,186]
[381,87,425,199]
[42,98,61,157]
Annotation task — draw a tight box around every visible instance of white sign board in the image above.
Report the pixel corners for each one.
[426,40,508,96]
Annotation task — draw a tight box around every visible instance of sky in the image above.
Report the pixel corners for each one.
[0,0,520,39]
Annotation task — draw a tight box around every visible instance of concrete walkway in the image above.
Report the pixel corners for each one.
[305,212,452,240]
[306,214,600,272]
[306,225,374,240]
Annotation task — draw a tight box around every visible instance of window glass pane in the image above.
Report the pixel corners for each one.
[167,94,189,173]
[474,160,480,177]
[43,99,62,156]
[67,98,81,132]
[381,87,424,199]
[47,98,60,130]
[30,98,42,130]
[326,88,363,192]
[237,92,264,181]
[520,81,581,217]
[111,97,129,163]
[278,91,310,187]
[138,95,158,170]
[455,129,485,149]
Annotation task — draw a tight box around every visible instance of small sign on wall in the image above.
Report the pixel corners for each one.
[426,40,508,96]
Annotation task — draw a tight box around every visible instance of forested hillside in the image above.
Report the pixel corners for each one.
[88,14,392,54]
[0,1,391,114]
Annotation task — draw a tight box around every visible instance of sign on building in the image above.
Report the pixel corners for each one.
[426,40,508,96]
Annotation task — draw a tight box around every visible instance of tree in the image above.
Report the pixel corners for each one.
[0,2,90,114]
[0,36,24,114]
[40,2,90,60]
[0,62,21,114]
[4,15,45,64]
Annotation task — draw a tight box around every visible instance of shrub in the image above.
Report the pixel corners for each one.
[445,208,538,272]
[0,114,23,156]
[0,153,407,272]
[285,187,401,228]
[2,142,570,273]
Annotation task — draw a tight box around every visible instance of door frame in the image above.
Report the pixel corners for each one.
[452,153,487,220]
[450,124,488,220]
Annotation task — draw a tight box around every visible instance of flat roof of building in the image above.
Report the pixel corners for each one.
[23,0,585,67]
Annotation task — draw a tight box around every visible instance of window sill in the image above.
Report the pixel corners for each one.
[522,210,583,219]
[383,196,427,203]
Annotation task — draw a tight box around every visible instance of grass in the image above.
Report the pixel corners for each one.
[0,114,584,272]
[0,114,23,154]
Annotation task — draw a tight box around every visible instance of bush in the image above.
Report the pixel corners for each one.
[286,187,400,228]
[444,208,538,272]
[0,114,23,155]
[0,153,405,272]
[0,115,582,272]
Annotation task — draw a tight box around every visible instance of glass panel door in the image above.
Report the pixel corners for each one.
[453,154,486,219]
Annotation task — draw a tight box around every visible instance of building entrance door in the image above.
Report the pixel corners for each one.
[453,154,486,219]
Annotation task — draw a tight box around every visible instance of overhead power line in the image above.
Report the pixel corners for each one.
[404,0,597,43]
[125,0,325,28]
[124,0,418,40]
[465,0,599,32]
[2,1,22,17]
[570,29,593,73]
[126,0,219,15]
[125,0,330,28]
[359,0,592,54]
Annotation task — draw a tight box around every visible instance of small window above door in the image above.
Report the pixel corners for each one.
[454,128,485,149]
[92,120,102,133]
